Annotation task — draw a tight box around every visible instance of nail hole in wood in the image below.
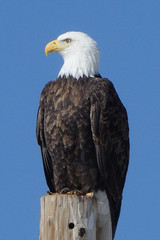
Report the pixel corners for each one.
[68,222,74,229]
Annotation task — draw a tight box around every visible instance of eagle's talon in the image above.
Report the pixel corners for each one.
[60,187,70,194]
[47,191,55,195]
[86,192,94,197]
[67,189,84,195]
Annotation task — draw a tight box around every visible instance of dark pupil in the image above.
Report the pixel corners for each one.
[65,38,71,43]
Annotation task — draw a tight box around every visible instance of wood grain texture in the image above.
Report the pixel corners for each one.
[39,194,97,240]
[39,193,112,240]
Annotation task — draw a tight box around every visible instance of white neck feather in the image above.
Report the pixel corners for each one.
[58,51,99,79]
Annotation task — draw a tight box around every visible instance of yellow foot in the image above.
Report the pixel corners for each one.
[66,190,84,195]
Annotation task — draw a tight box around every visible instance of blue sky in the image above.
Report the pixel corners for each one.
[0,0,160,239]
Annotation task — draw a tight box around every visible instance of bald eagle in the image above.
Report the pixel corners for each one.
[36,31,129,239]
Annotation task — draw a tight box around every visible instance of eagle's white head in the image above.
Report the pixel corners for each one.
[45,31,100,80]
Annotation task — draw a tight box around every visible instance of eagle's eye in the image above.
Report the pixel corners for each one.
[64,38,72,44]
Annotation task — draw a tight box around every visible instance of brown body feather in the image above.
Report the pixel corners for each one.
[36,75,129,238]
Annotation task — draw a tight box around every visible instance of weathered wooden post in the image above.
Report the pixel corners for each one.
[39,192,112,240]
[39,194,96,240]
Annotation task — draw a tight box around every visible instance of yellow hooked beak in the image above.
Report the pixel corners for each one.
[45,39,68,56]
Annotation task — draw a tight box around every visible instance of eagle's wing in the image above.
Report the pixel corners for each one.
[90,78,129,237]
[36,81,55,192]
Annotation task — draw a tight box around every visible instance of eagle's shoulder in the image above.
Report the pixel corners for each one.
[89,77,128,119]
[89,77,120,102]
[40,81,55,104]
